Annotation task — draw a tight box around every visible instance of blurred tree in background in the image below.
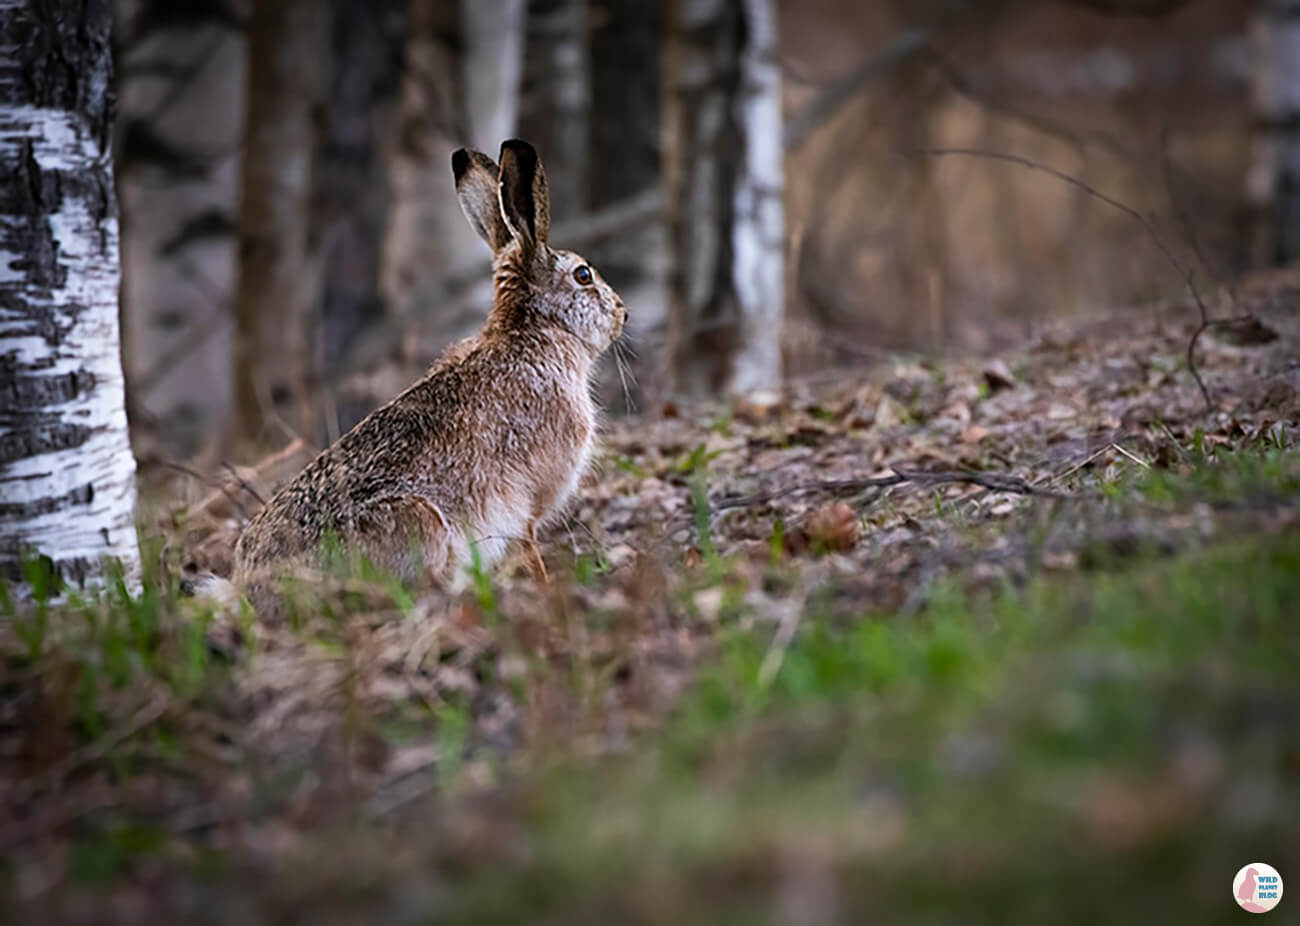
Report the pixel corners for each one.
[230,0,326,445]
[1245,0,1300,267]
[664,0,785,397]
[380,0,524,371]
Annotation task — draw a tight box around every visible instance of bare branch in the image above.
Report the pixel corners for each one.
[914,147,1216,410]
[783,28,932,151]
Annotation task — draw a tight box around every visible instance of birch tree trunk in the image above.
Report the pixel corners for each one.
[230,0,327,446]
[664,0,784,397]
[1245,0,1300,267]
[0,0,141,592]
[380,0,524,340]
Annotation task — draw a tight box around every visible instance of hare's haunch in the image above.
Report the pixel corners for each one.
[230,140,627,615]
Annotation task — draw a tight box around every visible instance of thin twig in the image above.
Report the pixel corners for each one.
[784,28,933,150]
[189,438,307,518]
[149,458,251,521]
[1110,442,1152,469]
[1038,444,1113,487]
[219,461,265,508]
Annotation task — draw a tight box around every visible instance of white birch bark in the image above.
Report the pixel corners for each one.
[730,0,784,395]
[665,0,784,398]
[462,0,526,150]
[0,0,141,594]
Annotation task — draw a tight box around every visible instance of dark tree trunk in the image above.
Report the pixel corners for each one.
[230,0,327,446]
[316,0,408,435]
[589,0,661,209]
[0,0,141,593]
[1245,0,1300,268]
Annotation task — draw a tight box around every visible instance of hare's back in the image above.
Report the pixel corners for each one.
[236,393,455,564]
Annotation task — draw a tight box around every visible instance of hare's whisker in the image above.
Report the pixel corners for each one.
[614,342,636,413]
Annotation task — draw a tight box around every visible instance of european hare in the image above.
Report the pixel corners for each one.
[222,140,626,615]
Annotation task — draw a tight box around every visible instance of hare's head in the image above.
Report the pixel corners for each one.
[453,140,627,353]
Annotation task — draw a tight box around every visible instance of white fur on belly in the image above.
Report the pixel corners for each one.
[550,433,593,522]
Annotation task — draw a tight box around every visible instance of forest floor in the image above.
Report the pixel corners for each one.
[3,297,1300,924]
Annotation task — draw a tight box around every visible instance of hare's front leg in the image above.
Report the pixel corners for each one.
[525,520,549,584]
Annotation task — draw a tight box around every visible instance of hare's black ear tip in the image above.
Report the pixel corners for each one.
[451,148,470,180]
[500,138,537,161]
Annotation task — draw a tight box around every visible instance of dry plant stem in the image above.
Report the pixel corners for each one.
[757,593,807,688]
[1110,442,1152,469]
[189,438,308,518]
[916,147,1216,411]
[1037,444,1112,488]
[220,461,266,508]
[36,695,171,796]
[151,459,252,520]
[527,521,550,583]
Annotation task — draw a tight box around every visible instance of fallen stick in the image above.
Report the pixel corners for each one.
[711,466,1072,511]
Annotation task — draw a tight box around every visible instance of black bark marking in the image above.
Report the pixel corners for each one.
[0,417,92,464]
[0,548,99,589]
[6,0,116,145]
[0,366,96,408]
[0,481,94,519]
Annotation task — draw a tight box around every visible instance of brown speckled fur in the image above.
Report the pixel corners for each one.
[232,140,626,615]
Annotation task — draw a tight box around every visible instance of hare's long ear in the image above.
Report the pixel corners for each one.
[497,139,550,258]
[453,148,511,252]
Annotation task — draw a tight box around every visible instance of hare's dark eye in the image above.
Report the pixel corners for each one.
[573,265,593,286]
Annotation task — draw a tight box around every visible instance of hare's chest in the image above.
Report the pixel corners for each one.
[555,427,594,509]
[542,384,596,517]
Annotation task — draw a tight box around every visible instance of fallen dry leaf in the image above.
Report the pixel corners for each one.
[804,501,861,553]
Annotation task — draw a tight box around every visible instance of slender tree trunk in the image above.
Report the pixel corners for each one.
[1245,0,1300,267]
[521,0,590,221]
[316,0,408,434]
[0,0,141,593]
[380,0,524,351]
[230,0,327,446]
[664,0,784,397]
[590,0,660,209]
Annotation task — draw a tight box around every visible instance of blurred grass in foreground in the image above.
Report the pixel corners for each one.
[441,460,1299,924]
[3,448,1298,925]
